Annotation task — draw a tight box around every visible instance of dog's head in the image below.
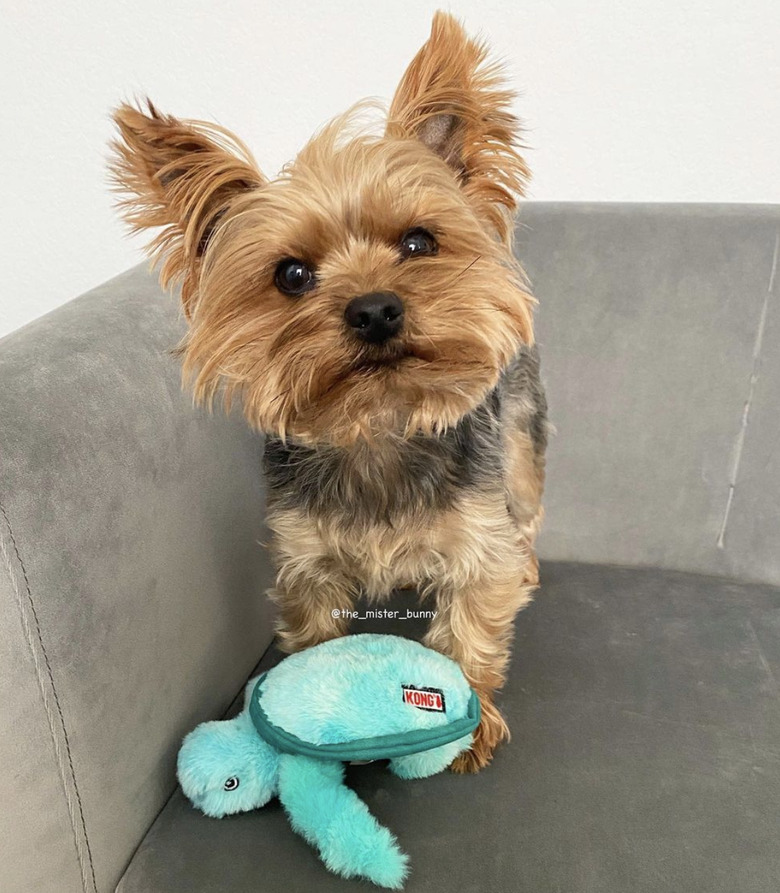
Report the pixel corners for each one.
[110,12,533,446]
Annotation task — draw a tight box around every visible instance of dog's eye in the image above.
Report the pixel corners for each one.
[223,776,240,791]
[399,228,438,259]
[274,258,316,297]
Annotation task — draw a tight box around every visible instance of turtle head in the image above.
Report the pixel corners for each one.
[177,710,279,818]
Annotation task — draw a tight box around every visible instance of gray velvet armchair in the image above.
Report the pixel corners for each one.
[2,203,779,893]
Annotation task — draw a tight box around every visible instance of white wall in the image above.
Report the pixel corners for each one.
[2,0,778,338]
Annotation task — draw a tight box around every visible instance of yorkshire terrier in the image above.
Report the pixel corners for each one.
[110,11,548,772]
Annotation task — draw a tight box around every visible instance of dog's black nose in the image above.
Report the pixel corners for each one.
[344,292,404,344]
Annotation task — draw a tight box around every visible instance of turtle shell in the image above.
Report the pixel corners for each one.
[249,634,480,761]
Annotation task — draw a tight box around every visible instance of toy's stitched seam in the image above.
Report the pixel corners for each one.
[0,499,97,893]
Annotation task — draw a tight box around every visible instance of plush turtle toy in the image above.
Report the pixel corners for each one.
[177,633,480,888]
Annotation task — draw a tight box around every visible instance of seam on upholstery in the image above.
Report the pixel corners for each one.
[0,500,97,893]
[717,228,779,549]
[115,645,278,891]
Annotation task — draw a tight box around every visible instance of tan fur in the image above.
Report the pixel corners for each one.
[108,11,544,772]
[505,427,546,565]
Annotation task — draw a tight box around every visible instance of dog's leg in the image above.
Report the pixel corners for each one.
[267,508,358,653]
[504,429,545,552]
[269,562,357,653]
[423,551,537,773]
[436,424,545,756]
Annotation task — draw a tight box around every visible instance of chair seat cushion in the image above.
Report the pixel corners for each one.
[116,562,780,893]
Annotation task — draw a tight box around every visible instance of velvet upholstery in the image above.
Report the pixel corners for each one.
[1,204,779,892]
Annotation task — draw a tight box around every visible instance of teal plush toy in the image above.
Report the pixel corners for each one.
[177,634,480,889]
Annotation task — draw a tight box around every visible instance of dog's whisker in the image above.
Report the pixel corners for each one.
[445,255,483,288]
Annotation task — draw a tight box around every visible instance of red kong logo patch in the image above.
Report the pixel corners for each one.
[401,685,446,713]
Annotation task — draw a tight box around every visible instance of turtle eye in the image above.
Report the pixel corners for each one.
[274,258,316,297]
[223,776,240,791]
[399,227,438,259]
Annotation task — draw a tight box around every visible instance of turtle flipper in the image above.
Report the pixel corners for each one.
[389,733,473,779]
[277,754,408,889]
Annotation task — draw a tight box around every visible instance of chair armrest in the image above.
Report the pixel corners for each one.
[0,265,275,893]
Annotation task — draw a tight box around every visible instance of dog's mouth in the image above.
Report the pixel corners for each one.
[351,343,433,374]
[353,355,405,373]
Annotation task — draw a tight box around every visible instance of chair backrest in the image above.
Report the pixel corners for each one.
[518,203,780,586]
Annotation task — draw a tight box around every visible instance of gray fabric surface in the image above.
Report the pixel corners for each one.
[523,204,780,584]
[3,202,780,893]
[117,562,780,893]
[0,550,88,893]
[0,267,275,893]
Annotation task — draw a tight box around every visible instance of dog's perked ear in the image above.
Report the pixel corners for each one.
[386,11,529,242]
[109,100,265,318]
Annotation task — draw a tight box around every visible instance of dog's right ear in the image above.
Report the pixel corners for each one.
[109,99,265,317]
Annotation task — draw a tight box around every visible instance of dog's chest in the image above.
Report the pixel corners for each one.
[263,404,508,592]
[267,478,516,597]
[263,400,504,525]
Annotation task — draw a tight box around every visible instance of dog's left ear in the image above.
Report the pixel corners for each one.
[386,11,528,240]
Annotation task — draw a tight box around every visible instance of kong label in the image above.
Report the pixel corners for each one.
[401,685,446,713]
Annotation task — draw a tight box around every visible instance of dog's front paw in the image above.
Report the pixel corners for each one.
[450,696,509,774]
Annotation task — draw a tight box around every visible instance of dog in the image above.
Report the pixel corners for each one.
[109,11,548,772]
